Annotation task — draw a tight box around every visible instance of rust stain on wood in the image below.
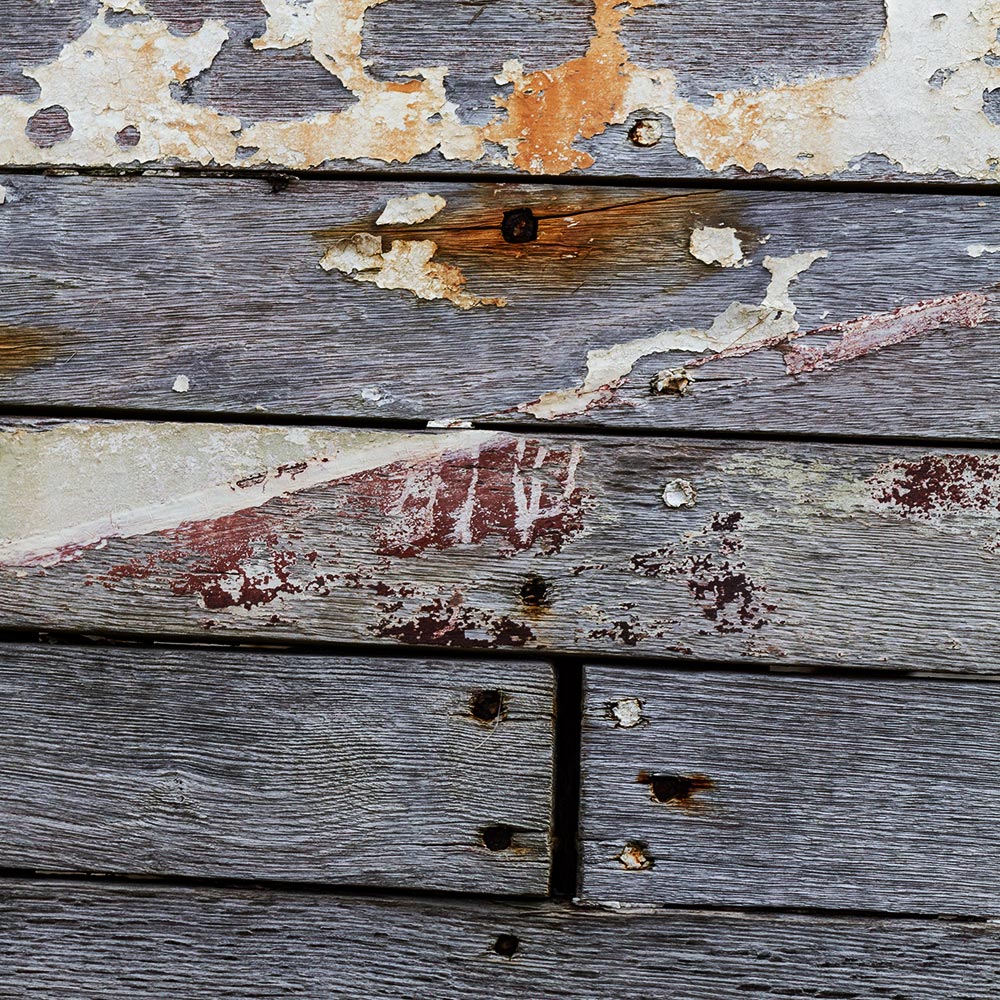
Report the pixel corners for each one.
[0,323,64,377]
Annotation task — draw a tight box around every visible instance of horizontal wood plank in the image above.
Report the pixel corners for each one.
[2,880,998,997]
[3,174,1000,437]
[0,642,553,893]
[5,420,1000,673]
[0,1,993,185]
[580,667,1000,914]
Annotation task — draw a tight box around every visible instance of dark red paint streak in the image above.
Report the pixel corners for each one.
[342,439,585,557]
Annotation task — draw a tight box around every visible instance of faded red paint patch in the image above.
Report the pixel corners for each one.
[869,454,1000,518]
[373,589,534,649]
[342,438,586,557]
[96,504,325,611]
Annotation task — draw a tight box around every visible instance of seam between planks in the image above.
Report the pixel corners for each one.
[9,163,1000,199]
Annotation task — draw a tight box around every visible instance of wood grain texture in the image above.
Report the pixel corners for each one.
[5,419,1000,673]
[4,173,1000,437]
[580,667,1000,914]
[0,1,993,185]
[2,880,999,998]
[0,642,553,892]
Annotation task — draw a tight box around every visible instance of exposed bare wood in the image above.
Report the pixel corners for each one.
[3,880,998,998]
[3,174,1000,437]
[5,419,1000,673]
[581,666,1000,914]
[0,642,553,892]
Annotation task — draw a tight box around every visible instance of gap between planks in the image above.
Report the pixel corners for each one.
[14,162,1000,200]
[7,403,1000,458]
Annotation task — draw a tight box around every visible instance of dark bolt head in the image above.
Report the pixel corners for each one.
[502,207,538,243]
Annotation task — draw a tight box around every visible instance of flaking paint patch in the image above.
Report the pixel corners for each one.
[376,193,447,226]
[689,226,744,268]
[518,250,827,418]
[968,243,1000,257]
[4,0,996,181]
[0,421,502,566]
[320,231,506,310]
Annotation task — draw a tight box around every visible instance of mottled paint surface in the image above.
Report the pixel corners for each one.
[2,0,1000,180]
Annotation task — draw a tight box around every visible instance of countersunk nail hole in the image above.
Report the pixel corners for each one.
[519,574,550,608]
[618,840,654,870]
[481,824,514,851]
[502,207,538,243]
[470,688,506,723]
[636,770,714,805]
[493,933,520,958]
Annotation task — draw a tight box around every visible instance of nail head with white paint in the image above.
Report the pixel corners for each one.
[662,479,697,509]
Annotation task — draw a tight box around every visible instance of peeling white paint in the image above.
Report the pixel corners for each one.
[519,250,827,418]
[689,226,744,268]
[376,192,447,225]
[171,375,190,393]
[0,185,7,205]
[0,422,501,566]
[967,243,1000,257]
[2,0,995,181]
[320,230,506,309]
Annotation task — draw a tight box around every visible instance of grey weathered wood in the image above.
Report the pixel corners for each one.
[3,173,1000,438]
[5,419,1000,673]
[0,642,553,892]
[0,1,990,186]
[2,880,998,998]
[580,666,1000,914]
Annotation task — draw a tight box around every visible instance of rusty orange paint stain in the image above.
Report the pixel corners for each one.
[485,0,654,173]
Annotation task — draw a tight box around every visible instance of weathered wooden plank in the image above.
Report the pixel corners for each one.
[0,641,553,892]
[580,667,1000,914]
[0,0,992,186]
[3,880,998,997]
[5,420,1000,673]
[4,173,1000,438]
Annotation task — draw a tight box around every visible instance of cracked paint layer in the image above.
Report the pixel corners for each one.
[2,0,998,180]
[519,250,827,419]
[319,231,506,310]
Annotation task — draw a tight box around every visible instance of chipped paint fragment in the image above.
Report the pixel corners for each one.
[376,193,447,225]
[689,226,744,268]
[519,250,827,418]
[171,375,190,393]
[320,232,506,310]
[0,185,8,205]
[967,243,1000,257]
[662,479,697,509]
